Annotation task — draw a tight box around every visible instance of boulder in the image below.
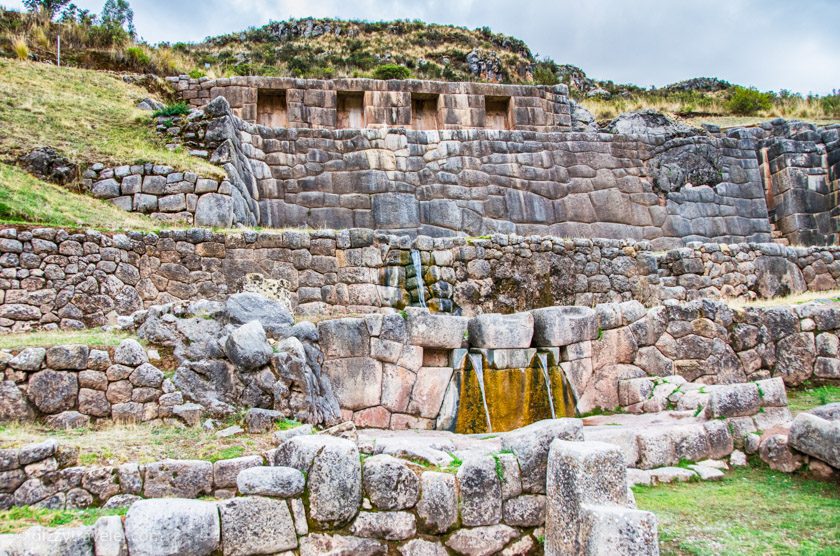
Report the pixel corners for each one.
[212,455,264,489]
[604,109,697,137]
[581,505,660,556]
[244,407,284,433]
[759,433,804,473]
[93,515,127,556]
[143,459,213,498]
[218,496,297,556]
[363,454,420,510]
[398,539,449,556]
[502,494,546,527]
[501,419,583,493]
[350,511,417,541]
[195,193,233,228]
[468,312,534,349]
[114,339,148,366]
[457,455,502,527]
[45,344,89,370]
[45,410,90,429]
[0,381,34,421]
[416,471,458,534]
[224,321,272,371]
[9,347,46,371]
[318,318,370,359]
[125,499,220,556]
[225,292,294,336]
[299,534,387,556]
[531,306,598,347]
[789,413,840,468]
[445,525,519,556]
[27,370,78,414]
[236,466,305,498]
[705,383,760,418]
[1,525,94,556]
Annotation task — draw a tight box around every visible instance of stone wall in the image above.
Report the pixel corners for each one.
[3,225,840,333]
[0,425,659,556]
[167,96,773,246]
[753,120,840,245]
[83,162,259,228]
[0,339,197,427]
[167,75,573,132]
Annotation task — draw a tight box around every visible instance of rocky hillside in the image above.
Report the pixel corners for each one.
[180,18,537,83]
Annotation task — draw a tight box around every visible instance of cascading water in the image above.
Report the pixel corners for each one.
[410,249,427,309]
[469,353,493,433]
[536,352,556,419]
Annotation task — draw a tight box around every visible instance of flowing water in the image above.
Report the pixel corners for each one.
[410,249,427,309]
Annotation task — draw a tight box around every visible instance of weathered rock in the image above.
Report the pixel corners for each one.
[445,525,519,556]
[398,539,449,556]
[0,381,34,421]
[406,308,469,349]
[759,433,804,473]
[213,455,264,489]
[416,471,458,534]
[125,499,220,556]
[363,454,420,510]
[501,418,583,493]
[706,383,760,418]
[114,339,148,366]
[226,292,293,335]
[299,534,387,556]
[580,505,660,556]
[236,466,305,497]
[218,496,297,556]
[457,455,502,527]
[27,370,78,414]
[224,321,272,371]
[93,515,128,556]
[143,459,213,498]
[531,306,598,347]
[350,511,417,541]
[9,347,46,371]
[789,413,840,469]
[502,494,546,527]
[45,344,89,370]
[244,407,284,433]
[468,312,534,349]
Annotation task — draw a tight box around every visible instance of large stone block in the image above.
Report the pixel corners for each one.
[236,466,305,497]
[406,308,469,349]
[322,357,383,410]
[363,454,420,510]
[580,505,659,556]
[457,455,502,527]
[501,419,583,493]
[27,370,78,414]
[789,413,840,468]
[468,312,534,349]
[218,496,297,556]
[531,306,598,347]
[143,459,213,498]
[125,499,220,556]
[416,471,458,534]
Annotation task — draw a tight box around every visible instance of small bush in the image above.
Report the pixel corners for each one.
[152,101,189,118]
[11,37,29,61]
[372,63,411,80]
[726,86,773,115]
[188,68,206,79]
[125,45,150,67]
[533,61,559,86]
[821,93,840,118]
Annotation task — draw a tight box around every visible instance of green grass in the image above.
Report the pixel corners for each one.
[0,506,127,534]
[0,163,160,230]
[788,384,840,415]
[0,59,221,176]
[276,418,303,431]
[0,327,131,350]
[635,465,840,555]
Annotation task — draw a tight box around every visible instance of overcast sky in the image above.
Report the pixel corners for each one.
[4,0,838,93]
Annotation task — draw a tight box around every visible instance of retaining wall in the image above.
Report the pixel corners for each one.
[2,225,840,333]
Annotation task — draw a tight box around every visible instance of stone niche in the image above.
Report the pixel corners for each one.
[257,89,288,128]
[411,93,440,130]
[485,95,511,130]
[336,91,366,129]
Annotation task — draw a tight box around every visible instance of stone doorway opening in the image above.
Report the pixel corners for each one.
[411,93,440,130]
[485,95,511,130]
[336,91,366,129]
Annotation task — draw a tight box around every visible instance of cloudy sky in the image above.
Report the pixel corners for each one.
[4,0,838,93]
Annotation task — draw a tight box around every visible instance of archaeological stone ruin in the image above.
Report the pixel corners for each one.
[1,75,839,556]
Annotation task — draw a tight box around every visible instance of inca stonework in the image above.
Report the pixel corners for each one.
[4,65,840,556]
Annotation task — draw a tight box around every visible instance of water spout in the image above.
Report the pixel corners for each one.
[410,249,427,309]
[536,352,556,419]
[469,352,493,433]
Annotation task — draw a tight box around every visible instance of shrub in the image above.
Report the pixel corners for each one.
[11,37,29,61]
[821,93,840,118]
[188,68,206,79]
[372,63,411,80]
[152,102,190,118]
[533,62,559,86]
[125,45,150,67]
[726,86,773,115]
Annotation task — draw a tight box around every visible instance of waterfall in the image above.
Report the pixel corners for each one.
[469,352,493,433]
[536,352,556,419]
[410,249,427,309]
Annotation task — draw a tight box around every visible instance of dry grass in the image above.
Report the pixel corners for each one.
[0,328,131,350]
[10,36,27,61]
[0,58,222,176]
[725,289,840,309]
[0,421,280,465]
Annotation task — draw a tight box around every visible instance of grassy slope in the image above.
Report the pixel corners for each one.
[0,163,159,230]
[635,465,840,556]
[0,59,220,176]
[788,384,840,414]
[0,506,126,534]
